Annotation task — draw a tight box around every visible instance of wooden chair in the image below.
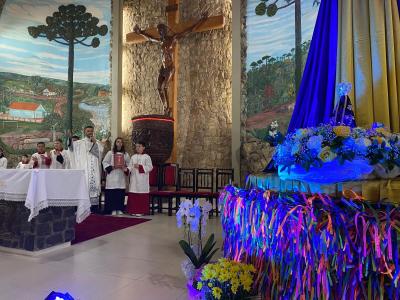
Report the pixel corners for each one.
[195,168,215,215]
[149,163,179,215]
[214,168,234,216]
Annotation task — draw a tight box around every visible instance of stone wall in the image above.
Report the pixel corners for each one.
[122,0,232,168]
[0,202,75,251]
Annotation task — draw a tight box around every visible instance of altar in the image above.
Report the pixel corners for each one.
[0,169,91,254]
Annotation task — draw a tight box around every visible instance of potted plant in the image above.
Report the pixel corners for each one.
[194,258,256,300]
[176,199,219,282]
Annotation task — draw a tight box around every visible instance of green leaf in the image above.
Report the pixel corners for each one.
[199,242,216,264]
[179,240,200,268]
[203,248,219,265]
[201,234,215,256]
[255,2,267,15]
[266,4,278,16]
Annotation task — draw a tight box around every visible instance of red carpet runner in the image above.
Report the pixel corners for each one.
[72,214,150,244]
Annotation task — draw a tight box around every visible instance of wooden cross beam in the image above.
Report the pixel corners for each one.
[126,15,225,44]
[126,0,225,162]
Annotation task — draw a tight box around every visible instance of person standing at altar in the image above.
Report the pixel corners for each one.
[16,155,32,169]
[31,142,51,169]
[126,141,153,216]
[0,148,7,169]
[68,126,104,209]
[102,137,130,215]
[50,139,70,169]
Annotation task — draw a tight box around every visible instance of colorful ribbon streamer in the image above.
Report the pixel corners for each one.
[219,186,400,299]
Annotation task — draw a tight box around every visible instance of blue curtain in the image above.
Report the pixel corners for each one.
[287,0,338,132]
[398,0,400,16]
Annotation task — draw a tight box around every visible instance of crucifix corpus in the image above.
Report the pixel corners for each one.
[126,0,225,117]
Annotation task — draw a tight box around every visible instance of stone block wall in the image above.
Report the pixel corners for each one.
[0,202,76,251]
[122,0,232,168]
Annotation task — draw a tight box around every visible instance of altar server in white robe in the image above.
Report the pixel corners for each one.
[31,142,51,169]
[102,137,130,215]
[0,148,7,169]
[16,154,32,169]
[69,125,104,207]
[126,141,153,216]
[50,139,70,169]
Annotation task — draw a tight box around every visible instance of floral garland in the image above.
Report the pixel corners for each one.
[274,122,400,173]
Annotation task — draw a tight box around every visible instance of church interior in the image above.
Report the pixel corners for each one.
[0,0,400,299]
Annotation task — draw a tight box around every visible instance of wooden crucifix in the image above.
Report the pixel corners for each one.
[126,0,225,160]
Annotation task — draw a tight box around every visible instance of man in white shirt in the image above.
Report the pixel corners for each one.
[50,139,70,169]
[0,148,7,169]
[68,126,104,209]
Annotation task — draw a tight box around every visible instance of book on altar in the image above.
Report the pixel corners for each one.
[114,152,125,168]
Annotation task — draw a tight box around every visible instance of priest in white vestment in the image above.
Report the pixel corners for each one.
[69,126,104,206]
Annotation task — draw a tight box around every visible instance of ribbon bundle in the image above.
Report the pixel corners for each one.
[219,186,400,299]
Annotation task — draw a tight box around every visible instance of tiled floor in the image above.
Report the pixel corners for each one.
[0,214,223,300]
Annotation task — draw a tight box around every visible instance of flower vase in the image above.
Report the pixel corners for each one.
[181,259,197,281]
[187,280,203,300]
[373,164,400,179]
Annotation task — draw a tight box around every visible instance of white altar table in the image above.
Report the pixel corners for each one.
[0,169,91,223]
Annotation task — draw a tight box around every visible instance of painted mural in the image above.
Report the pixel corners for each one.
[0,0,110,163]
[245,0,319,139]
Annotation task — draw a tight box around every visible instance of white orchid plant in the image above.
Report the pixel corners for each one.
[176,199,218,275]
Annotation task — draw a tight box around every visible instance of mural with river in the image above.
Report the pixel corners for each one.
[0,0,111,165]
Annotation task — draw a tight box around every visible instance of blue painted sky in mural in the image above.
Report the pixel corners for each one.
[0,0,110,85]
[246,0,319,69]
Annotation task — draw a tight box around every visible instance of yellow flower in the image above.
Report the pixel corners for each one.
[212,287,223,300]
[375,127,390,136]
[318,146,337,162]
[208,282,213,288]
[231,282,239,294]
[375,136,385,144]
[196,282,203,290]
[333,126,351,137]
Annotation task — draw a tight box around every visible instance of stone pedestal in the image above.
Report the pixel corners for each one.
[0,201,76,252]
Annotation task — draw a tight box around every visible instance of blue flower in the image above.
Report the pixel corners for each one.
[291,142,302,155]
[342,137,355,151]
[354,138,371,154]
[372,122,385,129]
[306,135,323,151]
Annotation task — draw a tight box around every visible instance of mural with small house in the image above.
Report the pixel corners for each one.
[0,0,111,167]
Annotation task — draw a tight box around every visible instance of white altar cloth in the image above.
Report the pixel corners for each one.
[0,169,91,223]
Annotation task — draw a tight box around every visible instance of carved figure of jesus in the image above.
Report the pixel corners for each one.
[133,12,208,116]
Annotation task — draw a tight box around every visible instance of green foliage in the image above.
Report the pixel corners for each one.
[249,128,268,140]
[42,113,63,131]
[179,234,219,269]
[246,40,311,116]
[255,2,267,15]
[266,3,278,16]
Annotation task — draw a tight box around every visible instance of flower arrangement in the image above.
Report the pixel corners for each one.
[274,123,400,177]
[194,258,256,300]
[177,199,219,279]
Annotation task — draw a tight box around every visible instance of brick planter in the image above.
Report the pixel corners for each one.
[0,201,76,251]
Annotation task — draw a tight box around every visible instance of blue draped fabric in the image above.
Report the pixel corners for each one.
[398,0,400,16]
[287,0,338,132]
